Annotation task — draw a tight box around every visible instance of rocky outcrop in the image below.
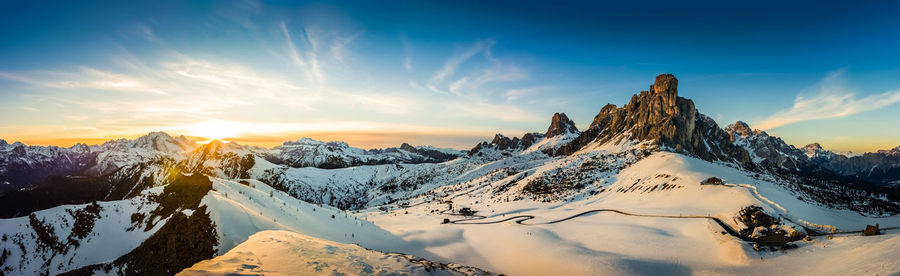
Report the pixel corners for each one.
[725,121,807,170]
[466,132,548,157]
[545,113,579,138]
[556,74,754,167]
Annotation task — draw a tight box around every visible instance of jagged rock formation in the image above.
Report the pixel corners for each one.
[725,121,807,170]
[545,112,579,138]
[468,134,520,156]
[556,74,754,167]
[467,132,550,157]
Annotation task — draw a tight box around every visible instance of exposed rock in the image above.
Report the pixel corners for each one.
[521,132,544,149]
[725,121,807,170]
[802,143,835,159]
[545,112,579,138]
[556,74,754,168]
[808,144,900,187]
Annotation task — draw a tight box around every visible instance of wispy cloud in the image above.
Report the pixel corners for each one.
[430,39,495,84]
[0,69,167,95]
[330,30,363,63]
[280,21,323,86]
[755,70,900,130]
[424,39,528,96]
[504,86,549,102]
[400,34,413,71]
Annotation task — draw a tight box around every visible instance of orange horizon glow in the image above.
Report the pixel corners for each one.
[1,130,507,150]
[4,130,898,153]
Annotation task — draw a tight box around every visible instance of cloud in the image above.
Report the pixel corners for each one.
[755,70,900,130]
[0,69,167,95]
[400,35,413,71]
[504,86,549,102]
[424,39,527,96]
[280,21,323,86]
[430,39,495,84]
[403,56,413,72]
[329,30,363,63]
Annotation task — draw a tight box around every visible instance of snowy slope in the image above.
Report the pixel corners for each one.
[359,149,900,275]
[0,187,165,275]
[201,177,436,258]
[179,230,495,276]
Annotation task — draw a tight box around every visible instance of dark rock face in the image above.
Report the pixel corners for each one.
[521,132,544,149]
[0,144,99,196]
[467,132,546,156]
[397,142,463,162]
[725,121,807,170]
[808,145,900,187]
[545,112,579,138]
[556,74,754,167]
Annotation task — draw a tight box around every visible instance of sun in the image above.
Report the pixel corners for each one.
[186,120,241,141]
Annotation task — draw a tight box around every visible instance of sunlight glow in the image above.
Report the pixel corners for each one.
[185,120,242,140]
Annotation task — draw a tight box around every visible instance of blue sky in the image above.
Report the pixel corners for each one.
[1,0,899,151]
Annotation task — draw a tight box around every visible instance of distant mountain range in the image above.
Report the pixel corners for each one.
[0,74,897,275]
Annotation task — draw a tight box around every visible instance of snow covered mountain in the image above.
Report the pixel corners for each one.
[266,138,464,169]
[804,143,900,188]
[0,74,898,275]
[724,121,807,170]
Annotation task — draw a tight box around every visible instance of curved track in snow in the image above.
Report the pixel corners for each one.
[443,207,748,240]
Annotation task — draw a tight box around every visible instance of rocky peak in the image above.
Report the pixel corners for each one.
[558,74,754,167]
[0,139,7,147]
[545,112,579,138]
[491,134,521,151]
[10,144,27,156]
[399,142,416,152]
[804,143,823,151]
[726,121,754,137]
[649,73,678,108]
[802,143,838,161]
[70,143,90,153]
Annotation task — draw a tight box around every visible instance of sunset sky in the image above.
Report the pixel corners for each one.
[2,1,899,152]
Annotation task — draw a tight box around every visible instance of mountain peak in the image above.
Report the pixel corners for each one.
[803,143,823,150]
[725,121,761,138]
[545,112,579,138]
[650,73,678,99]
[558,73,754,167]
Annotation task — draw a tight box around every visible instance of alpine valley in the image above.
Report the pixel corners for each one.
[1,75,898,275]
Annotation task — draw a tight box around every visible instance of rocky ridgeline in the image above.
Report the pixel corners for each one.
[555,74,754,167]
